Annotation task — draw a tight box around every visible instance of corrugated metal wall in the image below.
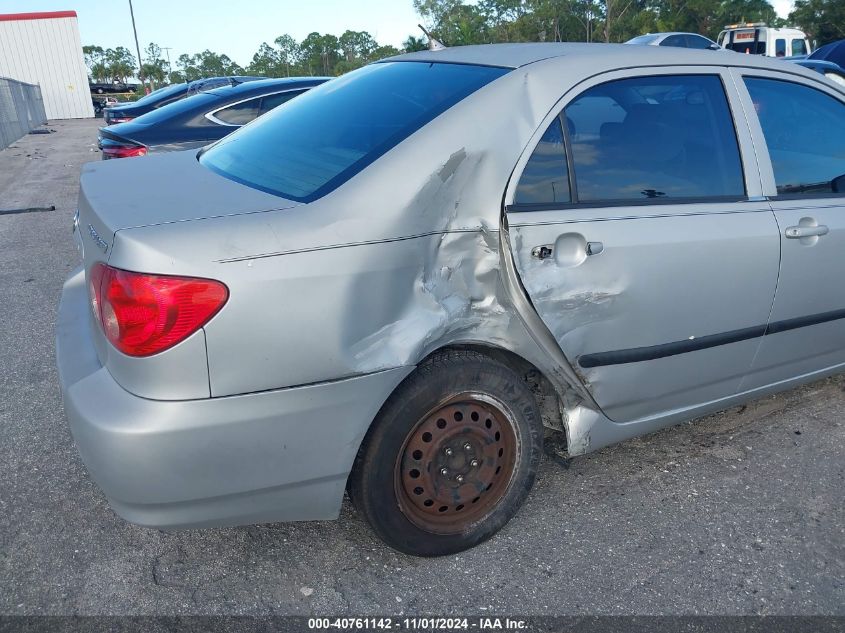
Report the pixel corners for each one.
[0,14,94,120]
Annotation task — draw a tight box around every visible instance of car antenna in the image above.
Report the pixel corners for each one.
[418,24,447,51]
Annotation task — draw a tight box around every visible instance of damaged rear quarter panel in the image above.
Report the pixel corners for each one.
[113,61,601,418]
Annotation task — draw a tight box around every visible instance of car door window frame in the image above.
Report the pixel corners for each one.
[258,89,304,115]
[506,66,759,213]
[205,88,304,127]
[729,67,845,201]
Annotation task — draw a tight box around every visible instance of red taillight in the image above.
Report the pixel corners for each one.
[108,116,135,124]
[102,144,147,159]
[89,263,228,357]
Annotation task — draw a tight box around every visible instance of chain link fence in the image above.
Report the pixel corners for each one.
[0,77,48,151]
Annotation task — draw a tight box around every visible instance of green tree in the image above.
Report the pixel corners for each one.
[82,45,108,81]
[140,42,168,87]
[789,0,845,45]
[652,0,778,39]
[402,34,429,51]
[249,42,282,76]
[176,53,200,81]
[339,30,379,61]
[300,32,341,75]
[176,50,243,80]
[105,47,136,83]
[274,34,301,76]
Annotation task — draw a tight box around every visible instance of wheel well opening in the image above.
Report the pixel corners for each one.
[427,344,567,444]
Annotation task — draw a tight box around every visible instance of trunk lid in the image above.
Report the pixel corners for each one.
[78,149,299,259]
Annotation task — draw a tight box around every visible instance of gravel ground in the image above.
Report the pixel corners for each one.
[0,120,843,616]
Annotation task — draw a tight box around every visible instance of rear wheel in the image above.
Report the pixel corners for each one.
[349,350,543,556]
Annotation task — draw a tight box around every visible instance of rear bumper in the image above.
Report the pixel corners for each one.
[56,266,412,529]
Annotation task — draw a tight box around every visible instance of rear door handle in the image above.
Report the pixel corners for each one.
[785,225,829,239]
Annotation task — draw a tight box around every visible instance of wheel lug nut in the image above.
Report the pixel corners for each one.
[470,459,479,467]
[455,475,464,483]
[440,467,449,476]
[463,442,472,451]
[444,447,453,456]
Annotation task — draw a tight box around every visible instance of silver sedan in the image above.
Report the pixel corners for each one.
[57,43,845,556]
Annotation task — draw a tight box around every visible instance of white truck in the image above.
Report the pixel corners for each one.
[717,23,813,57]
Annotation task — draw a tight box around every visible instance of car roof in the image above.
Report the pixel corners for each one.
[652,32,710,37]
[796,59,844,71]
[205,76,330,98]
[384,42,810,73]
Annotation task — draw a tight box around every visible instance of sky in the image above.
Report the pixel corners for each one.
[0,0,423,67]
[0,0,795,69]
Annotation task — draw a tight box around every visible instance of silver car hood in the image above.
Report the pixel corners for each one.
[79,149,298,236]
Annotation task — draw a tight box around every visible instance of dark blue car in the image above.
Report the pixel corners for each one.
[102,76,264,125]
[98,77,328,159]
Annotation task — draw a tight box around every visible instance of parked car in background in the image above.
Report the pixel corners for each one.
[92,96,118,116]
[98,77,328,159]
[89,80,133,94]
[790,59,845,87]
[59,44,845,556]
[103,76,264,125]
[808,39,845,68]
[717,22,811,57]
[625,32,720,49]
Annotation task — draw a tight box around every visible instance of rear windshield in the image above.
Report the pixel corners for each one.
[134,82,186,106]
[724,32,766,54]
[627,35,659,45]
[131,92,216,125]
[199,61,509,201]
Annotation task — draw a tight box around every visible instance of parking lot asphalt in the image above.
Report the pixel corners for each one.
[0,119,843,616]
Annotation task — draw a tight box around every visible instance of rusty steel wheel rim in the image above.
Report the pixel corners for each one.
[395,393,521,534]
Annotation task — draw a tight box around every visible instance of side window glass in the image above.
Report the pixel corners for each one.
[775,39,787,57]
[260,90,301,115]
[514,117,570,205]
[660,35,684,47]
[687,35,713,49]
[792,39,807,56]
[745,77,845,195]
[564,75,745,202]
[213,98,260,125]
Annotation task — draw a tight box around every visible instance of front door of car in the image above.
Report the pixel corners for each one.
[505,68,781,423]
[732,70,845,390]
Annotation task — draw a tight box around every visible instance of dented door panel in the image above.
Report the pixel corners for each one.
[508,205,781,421]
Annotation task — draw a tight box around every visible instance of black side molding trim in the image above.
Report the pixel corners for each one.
[578,308,845,369]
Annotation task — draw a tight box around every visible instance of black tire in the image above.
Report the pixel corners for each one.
[349,349,543,556]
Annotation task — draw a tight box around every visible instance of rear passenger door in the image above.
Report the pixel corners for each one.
[505,69,781,422]
[732,70,845,389]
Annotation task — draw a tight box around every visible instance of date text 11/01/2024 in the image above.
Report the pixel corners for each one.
[307,617,528,630]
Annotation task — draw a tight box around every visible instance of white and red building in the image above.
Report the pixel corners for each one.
[0,10,94,119]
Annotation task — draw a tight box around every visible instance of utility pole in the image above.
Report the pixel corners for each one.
[162,46,173,79]
[128,0,146,93]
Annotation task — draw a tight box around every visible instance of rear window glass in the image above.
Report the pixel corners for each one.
[213,97,260,125]
[134,82,186,106]
[199,62,508,201]
[725,32,766,54]
[627,35,659,45]
[260,90,302,114]
[130,92,215,125]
